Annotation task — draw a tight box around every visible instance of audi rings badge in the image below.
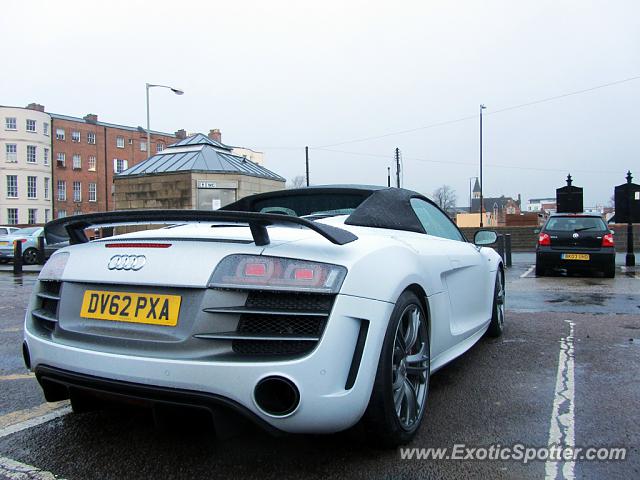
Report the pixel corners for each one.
[107,255,147,271]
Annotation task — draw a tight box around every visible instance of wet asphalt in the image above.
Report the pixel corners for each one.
[0,256,638,479]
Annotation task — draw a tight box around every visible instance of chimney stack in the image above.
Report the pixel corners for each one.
[175,129,187,140]
[208,128,222,143]
[84,113,98,124]
[26,103,45,112]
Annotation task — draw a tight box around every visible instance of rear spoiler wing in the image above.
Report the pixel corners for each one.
[44,210,358,247]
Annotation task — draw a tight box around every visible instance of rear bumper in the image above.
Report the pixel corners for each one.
[536,247,615,271]
[24,293,394,434]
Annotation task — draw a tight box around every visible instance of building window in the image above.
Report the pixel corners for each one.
[156,143,164,152]
[71,130,81,143]
[26,119,36,132]
[5,117,17,130]
[44,209,50,223]
[58,210,67,219]
[7,208,18,225]
[57,180,66,201]
[73,181,81,202]
[140,141,147,152]
[88,155,96,171]
[88,183,97,202]
[5,144,17,163]
[27,145,37,163]
[7,175,18,198]
[74,209,82,216]
[28,208,37,224]
[113,158,128,174]
[43,122,49,136]
[44,148,49,166]
[56,128,65,140]
[56,152,65,167]
[87,132,96,144]
[27,176,37,199]
[116,136,125,148]
[44,177,49,200]
[73,154,82,169]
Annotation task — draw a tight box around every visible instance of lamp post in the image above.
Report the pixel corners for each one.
[146,83,184,158]
[479,104,486,227]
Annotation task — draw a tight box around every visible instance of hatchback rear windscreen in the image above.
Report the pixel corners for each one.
[545,216,607,232]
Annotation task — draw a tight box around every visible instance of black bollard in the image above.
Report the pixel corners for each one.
[13,240,23,274]
[37,236,46,265]
[505,234,512,268]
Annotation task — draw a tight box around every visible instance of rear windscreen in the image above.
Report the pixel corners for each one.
[545,216,607,231]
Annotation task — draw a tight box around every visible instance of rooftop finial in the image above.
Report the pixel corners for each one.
[627,170,633,183]
[566,173,573,186]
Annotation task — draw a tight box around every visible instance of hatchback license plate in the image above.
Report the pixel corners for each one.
[561,253,590,261]
[80,290,181,326]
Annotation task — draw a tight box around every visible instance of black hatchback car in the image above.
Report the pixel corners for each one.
[535,213,615,277]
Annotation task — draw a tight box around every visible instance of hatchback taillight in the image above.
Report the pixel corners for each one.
[538,233,551,246]
[602,233,615,247]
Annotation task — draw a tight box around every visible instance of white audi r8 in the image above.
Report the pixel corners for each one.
[23,186,505,446]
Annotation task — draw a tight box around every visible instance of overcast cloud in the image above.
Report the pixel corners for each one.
[2,0,639,206]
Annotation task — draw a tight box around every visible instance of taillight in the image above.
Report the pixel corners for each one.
[209,254,347,293]
[602,233,615,247]
[538,233,551,246]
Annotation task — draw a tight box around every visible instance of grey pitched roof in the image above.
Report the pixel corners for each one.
[118,133,285,182]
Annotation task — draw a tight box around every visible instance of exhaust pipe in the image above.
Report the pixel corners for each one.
[253,376,300,417]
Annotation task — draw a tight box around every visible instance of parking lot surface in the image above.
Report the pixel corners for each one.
[0,256,638,479]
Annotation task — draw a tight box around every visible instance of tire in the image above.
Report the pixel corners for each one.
[486,270,505,337]
[358,290,430,447]
[22,248,39,265]
[535,263,545,277]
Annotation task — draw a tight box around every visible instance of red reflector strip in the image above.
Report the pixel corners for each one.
[244,263,267,276]
[294,268,314,280]
[105,243,172,248]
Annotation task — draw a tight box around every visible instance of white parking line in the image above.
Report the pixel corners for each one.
[545,320,576,480]
[0,455,63,480]
[0,402,71,439]
[520,265,535,278]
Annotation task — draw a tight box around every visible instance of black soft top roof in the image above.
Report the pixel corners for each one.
[222,186,431,234]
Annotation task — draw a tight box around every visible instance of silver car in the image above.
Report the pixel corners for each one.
[0,227,65,265]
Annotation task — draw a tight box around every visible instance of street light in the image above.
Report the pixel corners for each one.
[479,104,486,227]
[145,83,184,158]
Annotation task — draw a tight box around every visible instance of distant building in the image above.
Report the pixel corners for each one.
[527,197,556,213]
[50,112,178,219]
[208,128,264,165]
[457,178,521,226]
[0,103,53,225]
[113,133,285,211]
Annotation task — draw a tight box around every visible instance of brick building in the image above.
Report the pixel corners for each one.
[50,113,180,218]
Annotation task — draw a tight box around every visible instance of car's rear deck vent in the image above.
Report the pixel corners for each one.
[32,281,61,332]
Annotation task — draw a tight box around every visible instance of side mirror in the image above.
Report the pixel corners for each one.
[474,230,498,246]
[533,228,540,234]
[609,229,615,235]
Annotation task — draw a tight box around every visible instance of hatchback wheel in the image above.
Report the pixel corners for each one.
[22,248,39,265]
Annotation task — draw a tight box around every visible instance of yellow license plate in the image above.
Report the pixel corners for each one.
[0,241,8,246]
[561,253,590,261]
[80,290,181,326]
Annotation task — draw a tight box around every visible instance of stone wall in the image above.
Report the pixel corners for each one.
[113,172,193,210]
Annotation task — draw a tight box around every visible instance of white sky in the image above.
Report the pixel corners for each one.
[2,0,639,206]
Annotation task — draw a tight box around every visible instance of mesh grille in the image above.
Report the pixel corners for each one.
[33,281,61,331]
[245,291,334,312]
[232,340,316,356]
[238,314,326,337]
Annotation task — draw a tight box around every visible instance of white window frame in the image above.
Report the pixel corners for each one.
[87,132,96,144]
[57,152,66,167]
[6,144,17,163]
[113,158,128,174]
[58,210,67,219]
[27,176,37,199]
[88,155,96,171]
[7,175,18,198]
[89,182,97,202]
[140,141,147,152]
[5,117,17,130]
[56,128,65,140]
[44,177,49,200]
[7,208,18,225]
[73,181,82,202]
[26,119,36,132]
[26,145,37,163]
[116,136,125,148]
[57,180,66,201]
[71,130,81,143]
[45,209,50,223]
[43,122,49,136]
[73,154,82,170]
[28,208,37,225]
[156,142,164,152]
[44,148,49,166]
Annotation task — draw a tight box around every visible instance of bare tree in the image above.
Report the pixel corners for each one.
[432,185,457,216]
[287,175,307,189]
